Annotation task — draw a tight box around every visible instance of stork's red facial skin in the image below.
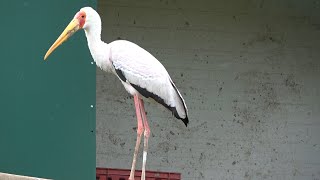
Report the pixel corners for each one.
[76,11,86,28]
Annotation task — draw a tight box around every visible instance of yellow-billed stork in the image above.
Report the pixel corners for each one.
[44,7,188,180]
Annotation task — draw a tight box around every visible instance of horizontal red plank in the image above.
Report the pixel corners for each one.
[96,168,181,180]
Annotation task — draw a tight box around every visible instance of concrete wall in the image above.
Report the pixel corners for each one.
[96,0,320,179]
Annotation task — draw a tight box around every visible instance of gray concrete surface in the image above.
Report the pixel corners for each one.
[96,0,320,179]
[0,173,49,180]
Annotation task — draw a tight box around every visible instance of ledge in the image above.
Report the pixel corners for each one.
[0,173,50,180]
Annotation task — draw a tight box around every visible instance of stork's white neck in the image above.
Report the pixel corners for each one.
[84,24,101,43]
[84,24,111,72]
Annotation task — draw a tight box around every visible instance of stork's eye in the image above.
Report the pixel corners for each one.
[81,15,85,18]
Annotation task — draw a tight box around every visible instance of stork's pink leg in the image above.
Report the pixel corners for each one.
[129,95,144,180]
[139,99,150,180]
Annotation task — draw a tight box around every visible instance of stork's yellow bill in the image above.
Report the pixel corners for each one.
[44,11,86,60]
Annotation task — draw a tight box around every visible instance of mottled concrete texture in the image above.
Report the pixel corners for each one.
[96,0,320,179]
[0,173,50,180]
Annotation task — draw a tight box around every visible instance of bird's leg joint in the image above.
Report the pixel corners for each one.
[144,128,150,138]
[137,124,144,136]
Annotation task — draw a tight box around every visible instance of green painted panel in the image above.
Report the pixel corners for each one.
[0,1,96,180]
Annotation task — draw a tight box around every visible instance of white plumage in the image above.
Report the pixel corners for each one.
[83,7,188,122]
[106,40,187,120]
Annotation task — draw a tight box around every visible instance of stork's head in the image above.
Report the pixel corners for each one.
[44,7,101,60]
